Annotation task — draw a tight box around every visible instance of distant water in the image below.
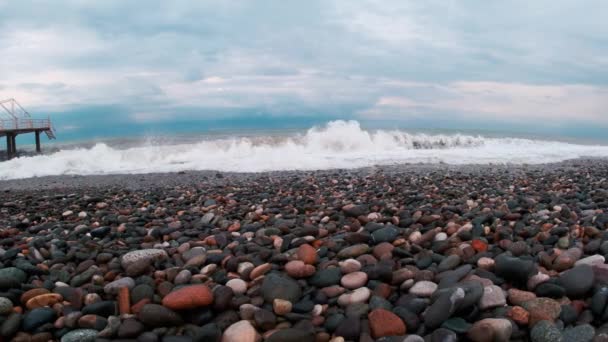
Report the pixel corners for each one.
[2,120,608,180]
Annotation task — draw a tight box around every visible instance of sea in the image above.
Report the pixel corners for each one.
[2,120,608,180]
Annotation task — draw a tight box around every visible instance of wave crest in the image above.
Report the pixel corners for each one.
[1,120,608,179]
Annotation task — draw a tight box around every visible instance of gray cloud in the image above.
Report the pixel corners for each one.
[0,0,607,131]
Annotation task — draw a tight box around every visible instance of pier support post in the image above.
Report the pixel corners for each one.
[5,134,12,159]
[10,134,17,158]
[6,133,16,159]
[35,131,41,153]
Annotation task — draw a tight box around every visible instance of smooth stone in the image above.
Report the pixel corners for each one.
[273,299,293,315]
[334,316,361,340]
[441,317,472,334]
[121,249,168,269]
[173,270,192,285]
[368,308,406,339]
[162,285,214,310]
[90,226,111,238]
[1,312,22,337]
[431,328,458,342]
[508,288,537,306]
[118,318,145,338]
[341,272,368,289]
[61,329,98,342]
[226,279,247,295]
[98,315,120,338]
[285,260,315,278]
[261,274,302,304]
[104,277,136,294]
[495,255,536,284]
[339,259,362,274]
[221,320,261,342]
[139,332,160,342]
[557,264,594,298]
[82,301,117,317]
[409,281,437,297]
[522,298,562,326]
[138,304,183,327]
[337,244,370,259]
[131,284,155,304]
[575,254,605,266]
[309,268,342,287]
[479,285,506,310]
[266,328,315,342]
[0,267,27,289]
[467,318,512,342]
[182,247,206,261]
[369,295,392,311]
[197,323,222,342]
[562,324,595,342]
[393,306,421,332]
[403,335,425,342]
[535,283,566,298]
[297,244,317,265]
[342,204,368,217]
[371,227,399,243]
[438,255,461,273]
[253,309,276,330]
[337,287,371,306]
[22,307,56,332]
[425,287,465,328]
[0,297,13,314]
[531,320,563,342]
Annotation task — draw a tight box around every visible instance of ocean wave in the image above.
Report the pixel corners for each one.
[2,120,608,180]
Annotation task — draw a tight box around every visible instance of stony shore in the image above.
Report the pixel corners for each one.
[1,159,608,341]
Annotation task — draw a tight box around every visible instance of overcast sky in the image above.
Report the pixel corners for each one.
[1,1,607,138]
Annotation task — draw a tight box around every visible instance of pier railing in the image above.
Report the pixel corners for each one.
[0,118,52,131]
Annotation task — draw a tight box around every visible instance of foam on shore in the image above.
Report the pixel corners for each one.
[2,120,608,180]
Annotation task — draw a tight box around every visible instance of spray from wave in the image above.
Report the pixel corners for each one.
[1,120,608,180]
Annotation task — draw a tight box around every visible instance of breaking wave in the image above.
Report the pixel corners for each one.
[2,120,608,180]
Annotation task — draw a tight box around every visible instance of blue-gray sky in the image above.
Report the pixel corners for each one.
[1,0,607,139]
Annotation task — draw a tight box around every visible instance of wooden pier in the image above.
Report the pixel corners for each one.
[1,99,55,159]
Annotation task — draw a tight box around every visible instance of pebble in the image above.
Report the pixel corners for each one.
[479,285,506,310]
[22,307,56,332]
[409,281,438,297]
[161,285,213,310]
[121,249,168,269]
[273,299,293,315]
[60,329,98,342]
[0,267,27,289]
[530,320,563,342]
[575,254,605,266]
[0,297,13,315]
[557,264,594,298]
[521,298,562,326]
[104,277,135,294]
[468,318,512,342]
[340,271,368,289]
[368,308,406,338]
[337,287,371,306]
[261,274,302,304]
[226,279,248,295]
[222,320,261,342]
[425,287,465,328]
[138,304,183,327]
[562,324,595,342]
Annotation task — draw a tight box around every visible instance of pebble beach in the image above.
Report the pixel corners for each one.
[2,159,608,342]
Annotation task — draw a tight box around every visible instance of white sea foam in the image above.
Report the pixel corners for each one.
[2,120,608,180]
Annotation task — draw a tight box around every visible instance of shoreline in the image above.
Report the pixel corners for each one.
[0,157,606,191]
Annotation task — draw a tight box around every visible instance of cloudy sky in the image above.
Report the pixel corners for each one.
[1,1,607,139]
